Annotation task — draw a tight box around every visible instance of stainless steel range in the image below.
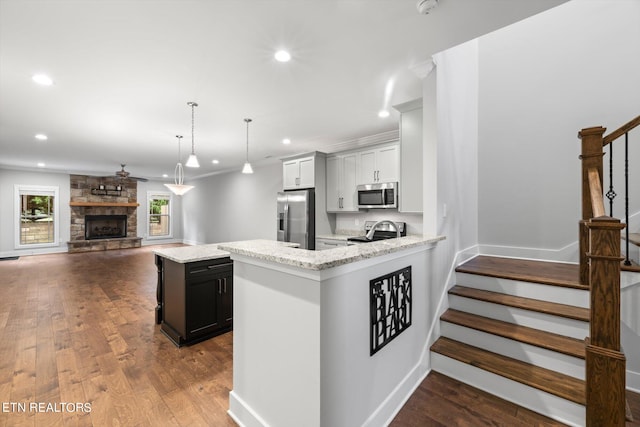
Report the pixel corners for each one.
[347,220,406,243]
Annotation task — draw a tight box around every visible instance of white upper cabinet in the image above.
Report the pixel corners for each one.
[326,153,358,212]
[283,154,317,190]
[394,98,423,213]
[357,144,399,185]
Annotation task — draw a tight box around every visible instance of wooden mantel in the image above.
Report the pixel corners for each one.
[69,201,139,207]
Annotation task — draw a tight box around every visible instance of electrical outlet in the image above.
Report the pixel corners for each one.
[442,204,447,218]
[355,218,360,226]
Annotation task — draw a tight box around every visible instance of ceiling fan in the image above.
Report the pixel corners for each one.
[113,164,148,182]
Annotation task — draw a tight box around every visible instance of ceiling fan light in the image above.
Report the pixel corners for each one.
[164,183,194,195]
[242,162,254,174]
[185,154,200,168]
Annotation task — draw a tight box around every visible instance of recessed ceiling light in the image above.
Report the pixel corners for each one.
[37,162,45,167]
[282,138,291,145]
[35,134,48,140]
[32,74,53,86]
[212,159,219,164]
[378,110,390,118]
[162,174,169,178]
[274,50,291,62]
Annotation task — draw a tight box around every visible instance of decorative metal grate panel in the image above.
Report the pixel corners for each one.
[370,266,412,356]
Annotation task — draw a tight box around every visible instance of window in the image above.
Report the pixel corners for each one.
[15,185,59,248]
[148,192,172,238]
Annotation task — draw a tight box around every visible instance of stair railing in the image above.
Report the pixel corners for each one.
[603,115,640,267]
[579,115,639,282]
[578,116,639,426]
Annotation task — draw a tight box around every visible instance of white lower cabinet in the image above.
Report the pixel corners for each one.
[315,238,351,250]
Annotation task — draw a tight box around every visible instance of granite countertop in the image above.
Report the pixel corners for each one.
[153,243,230,263]
[153,240,300,263]
[218,236,445,271]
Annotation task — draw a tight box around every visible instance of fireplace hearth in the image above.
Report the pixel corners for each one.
[85,215,127,240]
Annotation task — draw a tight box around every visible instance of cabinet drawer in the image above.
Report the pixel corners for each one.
[186,258,232,277]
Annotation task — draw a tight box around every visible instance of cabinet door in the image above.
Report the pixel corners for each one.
[377,145,399,182]
[341,153,358,211]
[298,157,315,189]
[186,275,219,340]
[218,272,233,330]
[326,156,341,211]
[283,160,300,189]
[358,150,377,184]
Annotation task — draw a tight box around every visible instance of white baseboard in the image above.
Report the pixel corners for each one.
[0,245,68,258]
[478,241,579,263]
[227,391,270,427]
[365,363,430,427]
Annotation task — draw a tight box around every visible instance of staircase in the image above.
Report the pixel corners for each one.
[431,255,590,426]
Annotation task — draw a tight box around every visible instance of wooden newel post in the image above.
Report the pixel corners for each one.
[578,126,606,286]
[585,216,626,426]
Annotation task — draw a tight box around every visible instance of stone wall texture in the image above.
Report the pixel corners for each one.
[68,175,141,252]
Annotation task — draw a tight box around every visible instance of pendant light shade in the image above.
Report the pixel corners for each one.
[185,101,200,168]
[242,118,253,174]
[164,135,194,195]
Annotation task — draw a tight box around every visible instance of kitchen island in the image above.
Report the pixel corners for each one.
[217,235,444,427]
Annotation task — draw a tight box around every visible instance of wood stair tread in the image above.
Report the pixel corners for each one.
[441,309,585,359]
[456,256,587,290]
[622,232,640,246]
[449,285,590,322]
[431,337,586,405]
[621,259,640,273]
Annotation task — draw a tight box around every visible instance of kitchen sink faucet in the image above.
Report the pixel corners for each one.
[366,220,400,241]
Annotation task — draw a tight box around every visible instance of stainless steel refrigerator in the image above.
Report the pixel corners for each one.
[277,189,315,250]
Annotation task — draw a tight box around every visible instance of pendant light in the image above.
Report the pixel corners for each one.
[164,135,194,195]
[185,101,200,168]
[242,118,254,174]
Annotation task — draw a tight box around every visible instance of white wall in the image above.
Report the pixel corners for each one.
[181,161,282,245]
[0,168,70,256]
[137,180,184,245]
[419,39,480,357]
[477,0,640,261]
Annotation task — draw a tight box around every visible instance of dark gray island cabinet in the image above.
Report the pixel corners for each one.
[154,245,233,347]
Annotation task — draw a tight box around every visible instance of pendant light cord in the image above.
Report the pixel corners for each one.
[188,102,198,155]
[175,135,184,185]
[245,118,252,162]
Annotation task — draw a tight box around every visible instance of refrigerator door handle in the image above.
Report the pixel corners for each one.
[283,203,289,241]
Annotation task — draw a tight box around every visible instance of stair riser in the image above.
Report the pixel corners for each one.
[455,272,589,308]
[448,294,589,340]
[441,322,585,380]
[431,353,585,427]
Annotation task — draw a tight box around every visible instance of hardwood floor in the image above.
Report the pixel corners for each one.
[1,246,639,426]
[0,246,235,427]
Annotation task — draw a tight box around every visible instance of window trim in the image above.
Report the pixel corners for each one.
[147,191,173,239]
[15,184,60,249]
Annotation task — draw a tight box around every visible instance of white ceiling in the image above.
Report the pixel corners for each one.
[0,0,567,181]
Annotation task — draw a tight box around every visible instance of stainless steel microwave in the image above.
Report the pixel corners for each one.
[357,182,398,209]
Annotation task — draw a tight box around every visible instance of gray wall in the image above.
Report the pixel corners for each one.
[137,180,184,244]
[0,168,181,256]
[0,168,71,256]
[181,161,282,245]
[477,0,640,260]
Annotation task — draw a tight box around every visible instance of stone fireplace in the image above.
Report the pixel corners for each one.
[68,175,142,253]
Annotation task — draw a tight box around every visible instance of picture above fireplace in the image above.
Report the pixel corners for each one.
[85,215,127,240]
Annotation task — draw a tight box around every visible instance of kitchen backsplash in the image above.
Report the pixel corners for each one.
[334,211,423,235]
